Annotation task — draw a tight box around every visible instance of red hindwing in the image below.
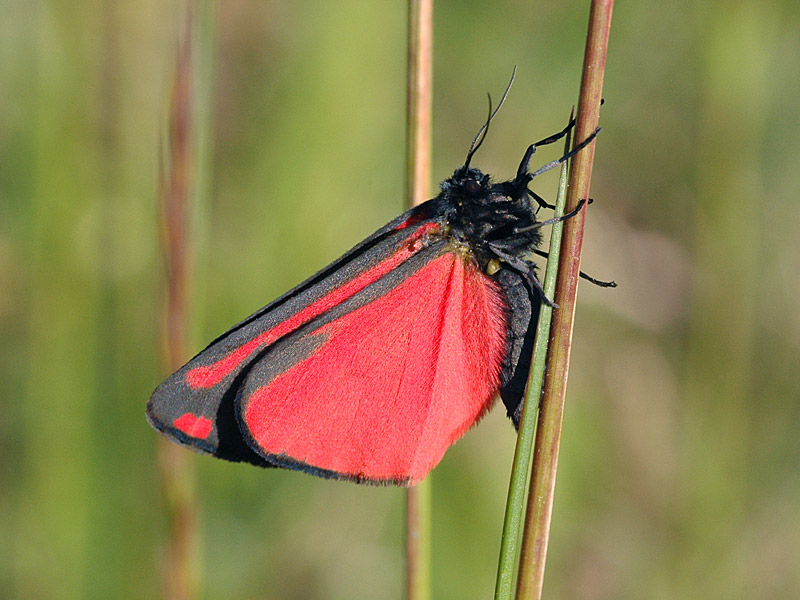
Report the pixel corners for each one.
[239,252,508,484]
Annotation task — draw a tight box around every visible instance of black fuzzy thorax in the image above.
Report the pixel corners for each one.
[435,165,543,272]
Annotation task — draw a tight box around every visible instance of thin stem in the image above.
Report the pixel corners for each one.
[406,0,433,208]
[406,480,432,600]
[494,120,574,600]
[515,2,613,600]
[156,2,214,598]
[405,2,433,600]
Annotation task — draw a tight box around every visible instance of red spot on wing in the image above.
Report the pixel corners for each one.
[396,207,429,230]
[174,413,214,439]
[242,253,508,484]
[186,222,441,389]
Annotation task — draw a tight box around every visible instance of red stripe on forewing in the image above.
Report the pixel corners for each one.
[185,222,441,389]
[242,253,508,483]
[174,413,214,439]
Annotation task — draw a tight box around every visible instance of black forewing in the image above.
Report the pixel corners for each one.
[147,200,444,464]
[495,266,541,426]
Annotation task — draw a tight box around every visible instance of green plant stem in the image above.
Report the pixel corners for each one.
[515,2,613,599]
[405,1,433,600]
[494,120,574,600]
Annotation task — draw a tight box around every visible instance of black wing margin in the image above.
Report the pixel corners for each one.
[146,201,443,464]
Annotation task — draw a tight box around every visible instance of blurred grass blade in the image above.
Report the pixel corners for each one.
[405,1,433,600]
[156,2,215,598]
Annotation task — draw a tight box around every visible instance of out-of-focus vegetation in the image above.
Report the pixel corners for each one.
[3,2,799,599]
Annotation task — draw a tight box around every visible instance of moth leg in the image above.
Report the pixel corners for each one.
[529,189,554,211]
[514,118,577,181]
[513,199,587,235]
[526,129,600,181]
[530,248,617,288]
[487,242,555,308]
[530,194,593,213]
[512,127,599,196]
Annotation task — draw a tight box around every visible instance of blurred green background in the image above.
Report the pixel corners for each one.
[3,1,800,599]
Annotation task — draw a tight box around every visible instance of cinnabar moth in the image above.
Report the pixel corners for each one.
[147,105,610,486]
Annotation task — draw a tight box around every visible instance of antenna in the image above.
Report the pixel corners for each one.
[463,66,517,169]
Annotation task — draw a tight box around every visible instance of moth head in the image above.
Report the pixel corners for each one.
[442,166,490,199]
